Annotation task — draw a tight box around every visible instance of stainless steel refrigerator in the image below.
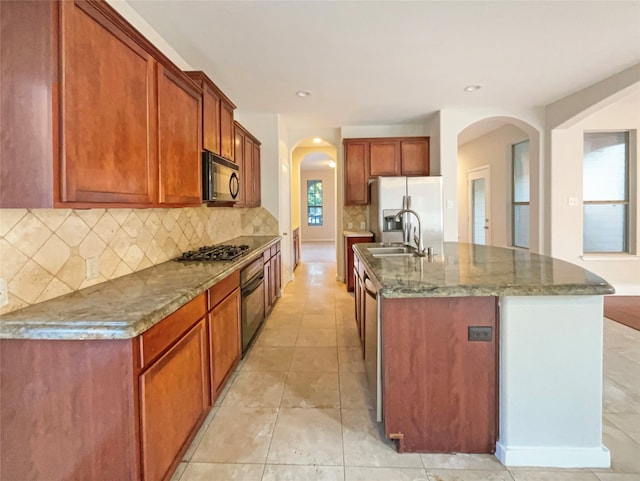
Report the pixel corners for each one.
[369,176,444,253]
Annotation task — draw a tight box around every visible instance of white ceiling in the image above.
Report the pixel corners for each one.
[299,151,335,171]
[128,1,640,130]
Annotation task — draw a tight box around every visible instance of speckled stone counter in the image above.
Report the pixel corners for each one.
[354,242,614,298]
[0,236,279,340]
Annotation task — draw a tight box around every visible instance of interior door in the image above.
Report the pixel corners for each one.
[468,167,491,245]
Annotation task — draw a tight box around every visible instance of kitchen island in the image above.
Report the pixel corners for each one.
[0,235,280,481]
[353,242,614,468]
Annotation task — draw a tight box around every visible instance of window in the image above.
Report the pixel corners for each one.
[583,132,629,253]
[512,140,530,249]
[307,180,323,226]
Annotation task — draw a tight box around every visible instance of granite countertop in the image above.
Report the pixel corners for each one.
[0,236,280,340]
[354,242,614,298]
[343,230,374,238]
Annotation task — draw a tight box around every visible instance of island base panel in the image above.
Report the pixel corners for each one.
[382,296,497,453]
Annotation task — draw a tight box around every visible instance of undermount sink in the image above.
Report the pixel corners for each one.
[368,246,415,258]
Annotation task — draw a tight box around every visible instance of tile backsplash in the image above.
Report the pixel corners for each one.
[342,205,368,230]
[0,206,278,315]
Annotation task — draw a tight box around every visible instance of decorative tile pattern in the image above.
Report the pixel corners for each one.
[343,205,368,230]
[0,205,278,315]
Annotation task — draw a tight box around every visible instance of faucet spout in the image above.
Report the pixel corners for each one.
[394,209,426,256]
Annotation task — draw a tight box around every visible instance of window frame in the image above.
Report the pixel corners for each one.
[307,179,323,227]
[582,131,630,254]
[511,140,530,249]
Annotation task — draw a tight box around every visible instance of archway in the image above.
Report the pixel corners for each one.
[456,116,542,252]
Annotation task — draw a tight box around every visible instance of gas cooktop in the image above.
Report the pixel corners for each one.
[176,244,249,262]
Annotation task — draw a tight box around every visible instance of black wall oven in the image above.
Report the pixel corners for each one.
[240,257,265,353]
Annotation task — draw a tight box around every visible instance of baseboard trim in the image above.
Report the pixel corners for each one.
[495,442,611,468]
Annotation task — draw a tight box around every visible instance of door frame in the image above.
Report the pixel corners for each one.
[467,165,492,245]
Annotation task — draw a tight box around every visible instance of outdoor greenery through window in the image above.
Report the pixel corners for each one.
[512,140,530,248]
[583,132,629,253]
[307,179,323,226]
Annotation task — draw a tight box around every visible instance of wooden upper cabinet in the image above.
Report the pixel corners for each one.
[202,84,221,154]
[158,67,202,205]
[369,140,401,177]
[0,0,205,208]
[252,141,261,206]
[60,0,157,205]
[344,140,370,205]
[220,100,235,161]
[234,121,261,208]
[234,124,246,206]
[185,71,236,163]
[401,138,430,176]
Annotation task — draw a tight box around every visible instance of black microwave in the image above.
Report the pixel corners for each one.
[202,150,240,203]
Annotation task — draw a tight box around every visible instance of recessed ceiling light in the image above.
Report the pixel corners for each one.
[313,137,322,143]
[464,85,482,92]
[328,160,336,168]
[296,90,312,97]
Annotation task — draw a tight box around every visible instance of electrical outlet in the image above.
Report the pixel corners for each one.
[360,221,366,229]
[348,222,353,229]
[86,257,99,280]
[0,278,8,307]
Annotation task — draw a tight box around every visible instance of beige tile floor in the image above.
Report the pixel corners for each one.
[172,255,640,481]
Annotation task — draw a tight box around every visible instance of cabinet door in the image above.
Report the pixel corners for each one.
[263,260,272,313]
[220,100,235,161]
[158,67,202,205]
[400,138,430,176]
[234,126,246,206]
[344,140,370,205]
[243,136,254,206]
[252,142,261,207]
[140,319,209,481]
[209,289,241,397]
[370,140,400,177]
[60,0,156,204]
[273,250,281,300]
[202,83,221,154]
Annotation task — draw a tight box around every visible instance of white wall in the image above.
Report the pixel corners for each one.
[549,88,640,294]
[299,169,336,242]
[458,125,529,247]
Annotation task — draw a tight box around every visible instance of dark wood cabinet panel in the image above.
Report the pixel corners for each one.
[252,141,262,206]
[0,338,139,481]
[140,319,209,481]
[369,140,401,177]
[293,228,301,269]
[220,100,235,161]
[381,296,497,453]
[209,288,241,399]
[263,242,281,314]
[401,138,430,175]
[1,0,206,208]
[158,67,202,205]
[202,84,221,154]
[234,121,261,208]
[61,0,157,204]
[344,140,370,205]
[345,236,372,291]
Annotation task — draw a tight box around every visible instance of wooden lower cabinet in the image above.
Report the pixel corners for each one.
[140,319,209,481]
[293,227,301,269]
[345,235,372,291]
[209,288,241,399]
[0,277,245,481]
[381,296,497,453]
[264,242,281,314]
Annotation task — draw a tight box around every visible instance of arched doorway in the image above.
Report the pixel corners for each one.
[456,116,541,251]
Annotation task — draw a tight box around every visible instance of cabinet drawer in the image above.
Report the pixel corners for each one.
[270,245,277,257]
[208,271,240,310]
[263,249,271,263]
[139,293,207,369]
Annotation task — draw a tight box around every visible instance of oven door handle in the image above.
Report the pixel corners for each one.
[242,274,264,295]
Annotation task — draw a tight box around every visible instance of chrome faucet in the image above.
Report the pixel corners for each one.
[394,209,426,256]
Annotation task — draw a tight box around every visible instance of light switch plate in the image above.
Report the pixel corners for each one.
[568,197,578,207]
[348,222,353,229]
[0,278,8,307]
